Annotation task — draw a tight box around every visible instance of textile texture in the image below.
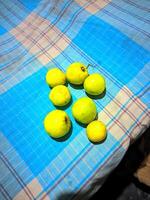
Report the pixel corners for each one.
[0,0,150,199]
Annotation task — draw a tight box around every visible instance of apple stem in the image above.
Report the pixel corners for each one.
[87,64,92,69]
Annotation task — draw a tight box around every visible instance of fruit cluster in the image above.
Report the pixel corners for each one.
[44,62,107,143]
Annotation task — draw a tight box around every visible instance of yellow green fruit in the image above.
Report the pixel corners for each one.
[86,120,107,143]
[84,73,106,95]
[46,68,66,87]
[49,85,71,106]
[66,62,88,85]
[44,110,71,138]
[72,97,97,124]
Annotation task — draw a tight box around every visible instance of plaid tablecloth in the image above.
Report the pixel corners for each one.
[0,0,150,199]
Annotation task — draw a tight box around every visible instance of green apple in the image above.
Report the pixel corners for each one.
[86,120,107,143]
[49,85,71,106]
[44,110,71,138]
[66,62,88,85]
[46,68,66,87]
[72,97,97,124]
[84,73,106,95]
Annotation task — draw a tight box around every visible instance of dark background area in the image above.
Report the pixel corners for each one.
[90,128,150,200]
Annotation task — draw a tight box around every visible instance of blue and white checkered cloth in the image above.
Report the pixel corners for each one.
[0,0,150,199]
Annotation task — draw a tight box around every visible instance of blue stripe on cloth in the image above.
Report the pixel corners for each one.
[0,0,30,30]
[36,0,75,22]
[73,15,150,84]
[95,0,150,50]
[0,25,7,35]
[19,0,41,11]
[0,42,29,69]
[0,157,22,199]
[0,133,34,199]
[128,0,150,9]
[36,0,91,39]
[0,68,83,176]
[35,132,125,199]
[0,48,40,91]
[36,132,118,196]
[35,0,80,24]
[101,0,150,32]
[127,63,150,106]
[0,32,16,47]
